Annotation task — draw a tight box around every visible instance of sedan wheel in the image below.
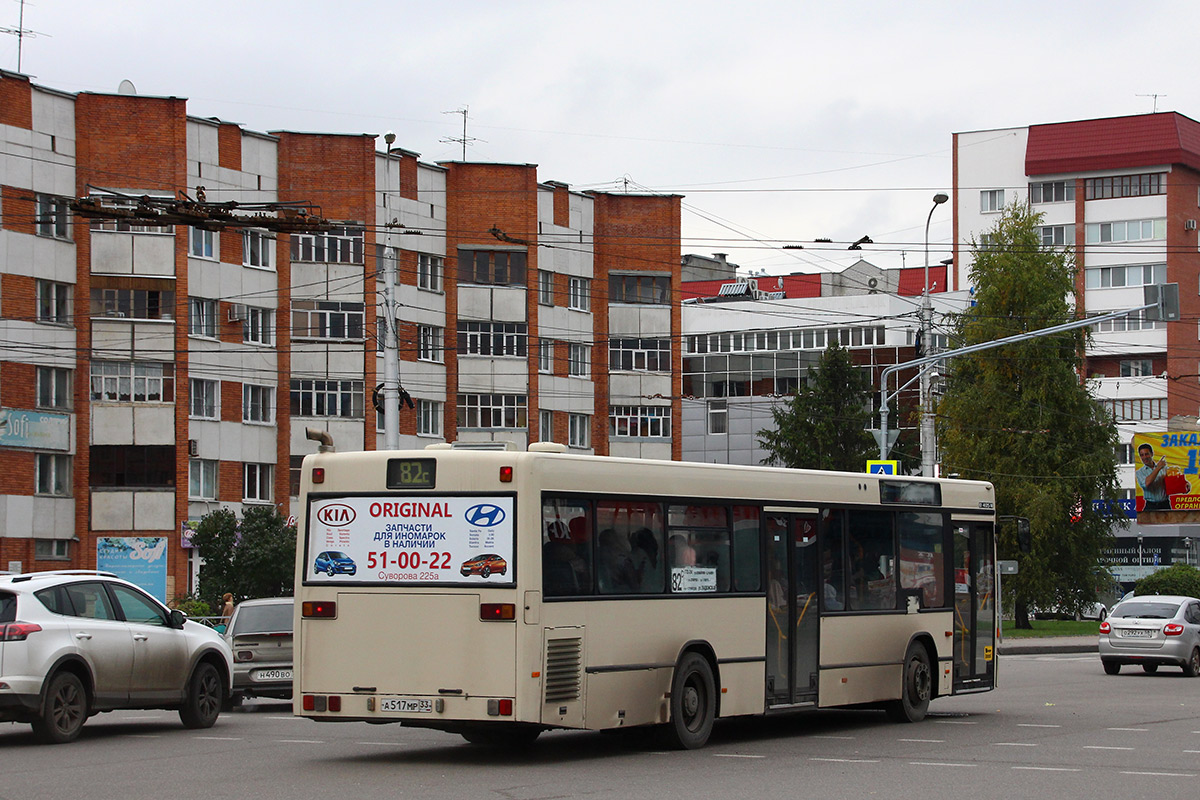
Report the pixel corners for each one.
[1185,648,1200,678]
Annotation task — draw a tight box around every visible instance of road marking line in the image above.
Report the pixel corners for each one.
[811,757,880,763]
[356,742,403,746]
[1017,723,1061,728]
[1184,750,1200,754]
[277,739,324,744]
[1119,771,1196,778]
[1107,727,1147,732]
[910,761,976,768]
[126,735,162,739]
[269,716,302,721]
[933,720,977,725]
[1013,766,1080,772]
[993,742,1038,747]
[194,736,242,741]
[1084,745,1133,751]
[899,739,945,743]
[813,735,856,740]
[713,754,766,759]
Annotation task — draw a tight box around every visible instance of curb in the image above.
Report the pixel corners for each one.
[998,641,1098,655]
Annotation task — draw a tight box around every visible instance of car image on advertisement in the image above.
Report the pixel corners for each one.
[0,570,232,744]
[313,551,356,577]
[459,554,507,578]
[1099,594,1200,676]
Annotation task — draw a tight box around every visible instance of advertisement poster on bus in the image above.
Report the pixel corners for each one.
[306,495,515,585]
[1131,432,1200,524]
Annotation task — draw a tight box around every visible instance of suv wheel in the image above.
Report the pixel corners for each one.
[179,661,223,729]
[31,671,88,744]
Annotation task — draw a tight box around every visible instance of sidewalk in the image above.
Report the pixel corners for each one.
[997,634,1097,655]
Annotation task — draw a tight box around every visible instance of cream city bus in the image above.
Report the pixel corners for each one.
[294,442,996,749]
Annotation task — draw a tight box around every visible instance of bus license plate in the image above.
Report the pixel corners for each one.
[254,669,293,681]
[380,697,433,713]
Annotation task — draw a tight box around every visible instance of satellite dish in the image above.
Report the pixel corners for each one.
[117,79,137,95]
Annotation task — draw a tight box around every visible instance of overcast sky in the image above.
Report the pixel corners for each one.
[5,0,1198,277]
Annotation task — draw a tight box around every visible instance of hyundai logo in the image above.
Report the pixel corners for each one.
[465,503,505,527]
[316,503,356,526]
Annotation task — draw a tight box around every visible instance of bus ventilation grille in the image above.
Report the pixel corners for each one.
[544,637,582,703]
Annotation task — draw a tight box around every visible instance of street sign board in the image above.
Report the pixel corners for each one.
[866,460,899,475]
[998,560,1018,575]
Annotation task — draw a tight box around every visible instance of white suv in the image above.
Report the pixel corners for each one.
[0,571,233,743]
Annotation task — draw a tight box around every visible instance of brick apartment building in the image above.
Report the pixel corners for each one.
[0,70,681,599]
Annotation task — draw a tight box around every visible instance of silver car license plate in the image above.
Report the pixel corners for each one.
[380,697,433,713]
[1122,629,1153,638]
[254,669,293,681]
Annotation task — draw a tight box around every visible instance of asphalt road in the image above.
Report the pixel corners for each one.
[2,653,1199,800]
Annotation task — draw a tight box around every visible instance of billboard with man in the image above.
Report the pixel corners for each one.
[1132,432,1200,523]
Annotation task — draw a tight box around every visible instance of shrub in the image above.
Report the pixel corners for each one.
[1134,563,1200,599]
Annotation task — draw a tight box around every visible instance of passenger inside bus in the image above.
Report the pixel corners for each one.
[543,519,589,596]
[629,527,663,593]
[597,529,638,593]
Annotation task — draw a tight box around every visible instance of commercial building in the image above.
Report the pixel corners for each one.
[0,70,681,597]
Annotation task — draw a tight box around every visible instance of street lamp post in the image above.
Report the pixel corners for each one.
[920,192,949,477]
[382,132,401,450]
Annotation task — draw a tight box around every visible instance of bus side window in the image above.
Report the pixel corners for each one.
[542,503,592,597]
[822,510,845,611]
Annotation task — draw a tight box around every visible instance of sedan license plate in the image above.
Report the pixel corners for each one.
[380,697,433,714]
[1122,629,1153,638]
[254,669,293,681]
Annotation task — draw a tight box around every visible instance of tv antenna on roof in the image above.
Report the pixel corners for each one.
[440,105,483,161]
[1,0,49,73]
[1137,93,1167,113]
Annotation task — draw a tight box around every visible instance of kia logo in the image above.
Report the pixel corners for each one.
[316,503,356,526]
[465,503,505,527]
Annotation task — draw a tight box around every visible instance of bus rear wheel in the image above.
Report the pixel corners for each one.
[666,652,715,749]
[886,643,932,723]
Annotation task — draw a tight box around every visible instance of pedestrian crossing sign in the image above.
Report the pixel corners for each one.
[866,460,899,475]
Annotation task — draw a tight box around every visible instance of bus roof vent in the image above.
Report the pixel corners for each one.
[423,443,453,450]
[447,441,518,451]
[529,442,568,454]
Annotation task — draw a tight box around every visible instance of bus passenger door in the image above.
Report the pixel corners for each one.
[952,523,996,691]
[765,514,819,707]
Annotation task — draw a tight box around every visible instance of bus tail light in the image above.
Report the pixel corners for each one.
[1099,621,1110,634]
[487,698,513,716]
[499,466,513,483]
[480,603,516,621]
[312,467,325,484]
[302,601,337,618]
[302,695,341,712]
[1164,623,1184,636]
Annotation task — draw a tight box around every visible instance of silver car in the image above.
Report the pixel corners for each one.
[224,597,293,704]
[0,570,233,743]
[1099,594,1200,676]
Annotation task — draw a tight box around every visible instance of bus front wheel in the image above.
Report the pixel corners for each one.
[886,643,932,723]
[666,652,715,749]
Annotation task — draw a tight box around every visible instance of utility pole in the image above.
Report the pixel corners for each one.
[920,193,948,476]
[381,132,401,450]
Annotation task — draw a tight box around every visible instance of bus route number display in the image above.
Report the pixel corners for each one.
[307,495,514,585]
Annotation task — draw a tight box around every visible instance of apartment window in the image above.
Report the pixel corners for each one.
[1085,263,1167,289]
[188,459,217,500]
[289,455,304,497]
[1120,359,1154,377]
[36,280,71,324]
[243,229,273,269]
[1040,225,1075,247]
[610,405,672,438]
[1098,309,1162,332]
[243,305,274,345]
[36,453,70,496]
[456,394,527,428]
[977,233,996,251]
[1102,398,1166,422]
[289,379,364,418]
[36,194,70,239]
[87,197,172,233]
[538,339,553,373]
[980,189,1004,213]
[89,445,174,487]
[35,539,70,560]
[290,225,365,264]
[418,253,444,292]
[457,322,527,357]
[568,413,590,449]
[90,362,174,403]
[189,298,218,337]
[1115,444,1135,465]
[568,343,590,377]
[609,337,671,372]
[417,325,445,363]
[538,270,555,305]
[456,249,527,286]
[244,463,273,503]
[610,273,669,304]
[190,378,218,418]
[90,288,174,320]
[243,384,275,424]
[291,300,363,340]
[1029,180,1074,204]
[1086,173,1166,200]
[708,399,728,434]
[539,409,554,442]
[568,277,591,311]
[417,399,443,437]
[36,367,71,410]
[189,227,214,259]
[1085,219,1166,244]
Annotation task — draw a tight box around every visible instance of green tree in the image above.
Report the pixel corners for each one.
[1135,564,1200,599]
[190,505,297,608]
[937,203,1123,628]
[758,340,876,472]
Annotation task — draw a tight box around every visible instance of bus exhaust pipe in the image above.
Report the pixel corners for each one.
[305,427,335,452]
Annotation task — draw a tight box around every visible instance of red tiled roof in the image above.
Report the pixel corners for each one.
[1025,112,1200,176]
